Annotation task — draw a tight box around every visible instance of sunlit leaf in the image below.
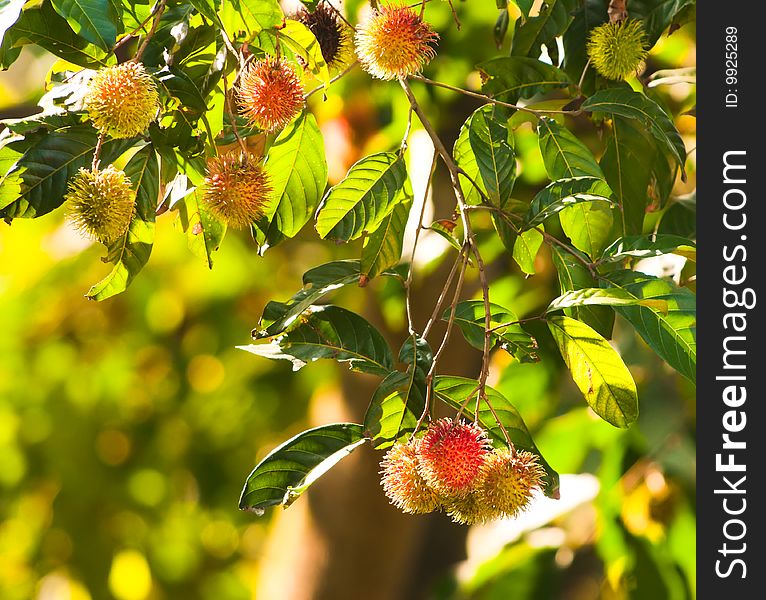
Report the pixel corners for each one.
[51,0,121,51]
[548,315,638,428]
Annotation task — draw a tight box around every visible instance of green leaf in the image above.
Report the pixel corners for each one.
[629,0,696,45]
[3,1,110,68]
[239,423,367,512]
[433,376,559,498]
[152,65,209,114]
[524,176,614,227]
[454,111,487,206]
[550,245,615,338]
[280,18,331,87]
[446,300,539,363]
[510,0,574,59]
[537,118,615,257]
[240,305,395,377]
[87,145,158,300]
[600,234,696,263]
[512,226,543,275]
[0,127,135,219]
[548,315,638,428]
[602,270,696,383]
[658,193,696,238]
[361,183,413,281]
[546,288,668,314]
[316,152,407,242]
[600,116,657,235]
[582,88,687,174]
[537,117,603,180]
[256,111,328,249]
[467,104,516,207]
[561,0,605,95]
[255,259,363,339]
[51,0,121,51]
[477,56,571,104]
[364,336,431,449]
[219,0,282,40]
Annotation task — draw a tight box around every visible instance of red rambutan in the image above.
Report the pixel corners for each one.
[202,151,272,228]
[237,58,305,133]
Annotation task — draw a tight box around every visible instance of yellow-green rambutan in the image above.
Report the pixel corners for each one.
[237,58,305,133]
[202,151,272,229]
[295,2,354,72]
[380,440,441,514]
[587,19,648,81]
[355,4,439,81]
[416,418,490,497]
[65,165,135,244]
[477,448,545,519]
[85,61,160,138]
[444,491,500,525]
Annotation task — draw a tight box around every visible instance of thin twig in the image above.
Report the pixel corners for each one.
[404,150,439,334]
[421,245,465,338]
[409,74,582,117]
[133,0,168,63]
[577,58,592,92]
[304,60,359,100]
[91,133,105,171]
[222,66,248,155]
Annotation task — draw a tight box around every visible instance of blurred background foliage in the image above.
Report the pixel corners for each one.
[1,1,695,599]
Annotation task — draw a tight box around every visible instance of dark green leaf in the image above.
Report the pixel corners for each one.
[255,260,363,339]
[87,145,158,300]
[364,336,431,450]
[433,376,559,497]
[478,57,571,104]
[600,116,657,235]
[602,270,696,383]
[600,234,696,263]
[468,104,516,208]
[510,0,574,59]
[629,0,696,45]
[316,152,407,242]
[561,0,605,95]
[257,111,328,249]
[548,315,638,428]
[3,1,110,68]
[454,111,487,205]
[51,0,121,51]
[361,182,413,281]
[537,117,603,179]
[0,127,135,219]
[240,305,395,377]
[658,192,695,238]
[524,176,614,227]
[0,0,25,46]
[551,245,615,338]
[152,65,209,114]
[582,88,687,174]
[239,423,366,512]
[446,300,539,363]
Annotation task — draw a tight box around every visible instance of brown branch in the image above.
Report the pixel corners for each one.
[133,0,168,63]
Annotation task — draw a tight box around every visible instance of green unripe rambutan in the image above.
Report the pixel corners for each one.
[202,151,273,229]
[85,62,160,138]
[380,441,441,514]
[65,165,135,244]
[587,19,648,81]
[477,448,545,519]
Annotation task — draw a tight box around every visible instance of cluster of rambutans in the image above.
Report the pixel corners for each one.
[380,418,546,525]
[65,3,440,241]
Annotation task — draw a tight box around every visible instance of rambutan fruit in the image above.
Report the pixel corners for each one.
[295,2,354,71]
[477,448,545,519]
[380,441,441,514]
[85,61,159,138]
[444,491,499,525]
[202,151,272,229]
[355,4,439,80]
[237,58,305,133]
[65,165,135,244]
[587,19,648,81]
[416,418,490,497]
